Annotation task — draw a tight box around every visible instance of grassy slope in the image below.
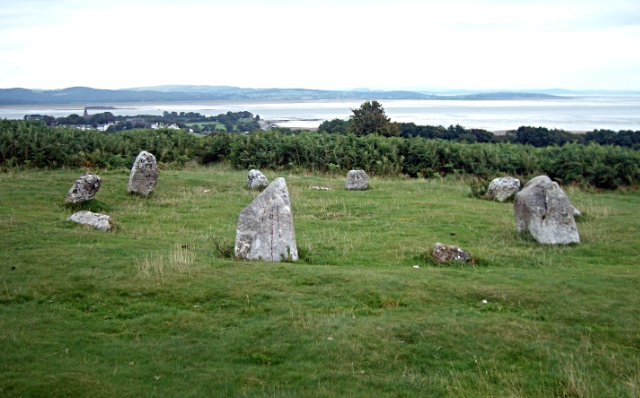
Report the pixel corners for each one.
[0,164,639,397]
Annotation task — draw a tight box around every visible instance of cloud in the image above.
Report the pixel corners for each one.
[0,0,639,90]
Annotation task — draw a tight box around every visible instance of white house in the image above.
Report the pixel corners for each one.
[97,123,115,132]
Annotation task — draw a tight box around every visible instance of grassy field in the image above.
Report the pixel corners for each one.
[1,164,639,397]
[186,122,227,131]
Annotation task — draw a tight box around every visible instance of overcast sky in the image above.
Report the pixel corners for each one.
[1,0,639,91]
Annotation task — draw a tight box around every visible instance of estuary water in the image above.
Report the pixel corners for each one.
[1,96,639,132]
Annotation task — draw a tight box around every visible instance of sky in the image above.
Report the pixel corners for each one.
[1,0,639,91]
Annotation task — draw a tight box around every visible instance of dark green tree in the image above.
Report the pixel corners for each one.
[347,101,399,137]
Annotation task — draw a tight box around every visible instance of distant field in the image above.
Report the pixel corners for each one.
[185,122,227,130]
[1,164,639,397]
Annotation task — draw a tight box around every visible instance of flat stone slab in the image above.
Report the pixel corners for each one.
[127,151,158,196]
[66,172,101,203]
[432,243,472,263]
[345,170,368,190]
[235,177,298,262]
[67,211,113,232]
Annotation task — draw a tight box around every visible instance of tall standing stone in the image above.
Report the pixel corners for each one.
[235,177,298,262]
[514,175,580,244]
[345,170,368,191]
[247,169,269,189]
[127,151,158,196]
[486,177,521,202]
[66,172,101,203]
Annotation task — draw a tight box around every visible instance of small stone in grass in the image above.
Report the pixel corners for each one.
[482,300,488,304]
[327,337,334,341]
[413,265,420,268]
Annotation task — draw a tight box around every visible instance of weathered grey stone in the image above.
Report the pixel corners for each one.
[432,243,472,263]
[65,172,101,203]
[247,169,269,189]
[571,205,583,217]
[523,175,552,189]
[235,177,298,262]
[514,175,580,244]
[67,211,113,232]
[486,177,521,202]
[345,170,368,191]
[127,151,158,196]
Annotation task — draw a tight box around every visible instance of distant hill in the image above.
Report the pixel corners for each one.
[0,85,570,105]
[449,92,559,100]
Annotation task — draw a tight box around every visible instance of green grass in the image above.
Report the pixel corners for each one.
[1,164,639,397]
[186,122,227,130]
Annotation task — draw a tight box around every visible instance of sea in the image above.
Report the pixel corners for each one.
[1,96,639,132]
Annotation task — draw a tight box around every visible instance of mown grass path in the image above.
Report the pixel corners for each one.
[1,165,639,397]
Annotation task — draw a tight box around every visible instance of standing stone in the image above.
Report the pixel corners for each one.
[432,243,472,263]
[514,175,580,244]
[127,151,158,196]
[345,170,368,191]
[67,211,113,232]
[247,169,269,189]
[235,177,298,262]
[65,172,101,203]
[486,177,521,202]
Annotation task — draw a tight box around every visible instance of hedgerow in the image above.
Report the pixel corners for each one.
[2,120,639,189]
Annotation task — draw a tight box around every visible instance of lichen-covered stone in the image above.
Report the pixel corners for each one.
[65,172,101,203]
[486,177,521,202]
[432,243,472,263]
[345,170,368,191]
[235,177,298,262]
[127,151,158,196]
[67,211,113,232]
[247,169,269,189]
[514,175,580,244]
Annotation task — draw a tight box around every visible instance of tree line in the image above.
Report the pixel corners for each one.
[2,120,639,189]
[24,110,261,134]
[317,101,640,149]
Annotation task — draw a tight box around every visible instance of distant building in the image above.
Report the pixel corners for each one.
[168,123,180,130]
[83,107,89,121]
[97,122,115,132]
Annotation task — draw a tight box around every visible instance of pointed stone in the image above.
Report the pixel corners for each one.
[235,177,298,262]
[67,211,113,232]
[345,170,368,190]
[514,175,580,244]
[66,172,101,203]
[127,151,158,196]
[247,169,269,189]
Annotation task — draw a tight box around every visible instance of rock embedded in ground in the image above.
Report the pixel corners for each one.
[345,170,368,191]
[571,205,583,217]
[67,211,113,232]
[247,169,269,189]
[486,177,521,202]
[65,172,101,203]
[127,151,158,196]
[514,175,580,244]
[432,243,472,263]
[235,177,298,262]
